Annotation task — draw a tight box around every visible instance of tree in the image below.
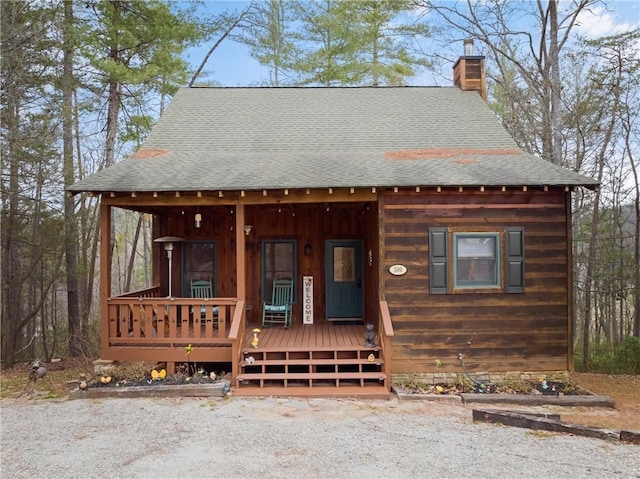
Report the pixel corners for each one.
[338,0,430,86]
[421,0,597,165]
[290,0,362,86]
[1,1,66,367]
[70,0,210,352]
[1,0,214,365]
[289,0,429,86]
[190,4,255,87]
[239,0,299,86]
[63,0,83,357]
[575,30,640,367]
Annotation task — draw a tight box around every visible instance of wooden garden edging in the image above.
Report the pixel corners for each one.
[460,393,615,408]
[472,408,640,443]
[69,381,230,399]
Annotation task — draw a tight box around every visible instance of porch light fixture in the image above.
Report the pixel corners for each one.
[244,225,253,236]
[194,213,202,228]
[154,236,185,298]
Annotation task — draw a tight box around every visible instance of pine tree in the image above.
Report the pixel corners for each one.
[241,0,299,86]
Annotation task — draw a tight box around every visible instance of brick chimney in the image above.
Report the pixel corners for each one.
[453,39,486,100]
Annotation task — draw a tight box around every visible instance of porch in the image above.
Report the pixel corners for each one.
[102,287,393,397]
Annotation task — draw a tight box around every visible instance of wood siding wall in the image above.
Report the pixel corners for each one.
[158,202,378,326]
[383,189,572,374]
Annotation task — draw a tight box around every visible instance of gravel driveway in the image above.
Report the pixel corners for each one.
[1,396,637,479]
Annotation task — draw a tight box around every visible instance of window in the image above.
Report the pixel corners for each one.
[454,233,499,288]
[429,227,524,294]
[262,240,296,302]
[182,241,216,296]
[333,246,355,282]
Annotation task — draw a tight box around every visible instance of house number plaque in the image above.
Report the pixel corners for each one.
[389,264,408,276]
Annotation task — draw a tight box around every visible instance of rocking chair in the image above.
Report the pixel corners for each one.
[190,279,217,327]
[190,279,213,300]
[261,278,294,328]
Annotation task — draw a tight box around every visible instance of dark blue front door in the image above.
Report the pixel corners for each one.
[325,240,363,319]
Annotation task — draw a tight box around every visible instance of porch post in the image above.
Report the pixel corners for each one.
[235,203,246,300]
[99,202,111,354]
[232,203,246,382]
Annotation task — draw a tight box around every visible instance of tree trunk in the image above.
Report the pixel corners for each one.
[628,135,640,337]
[63,0,82,357]
[1,84,22,368]
[124,214,143,292]
[1,1,23,368]
[548,0,563,166]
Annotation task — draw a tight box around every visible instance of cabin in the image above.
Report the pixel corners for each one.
[68,48,597,397]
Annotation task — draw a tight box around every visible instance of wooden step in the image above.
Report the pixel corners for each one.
[238,372,386,381]
[232,385,391,399]
[240,358,384,367]
[236,371,386,389]
[236,341,388,394]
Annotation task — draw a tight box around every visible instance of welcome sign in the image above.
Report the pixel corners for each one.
[303,276,313,324]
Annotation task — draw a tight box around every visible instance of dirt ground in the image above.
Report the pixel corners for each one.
[1,361,638,433]
[562,372,640,432]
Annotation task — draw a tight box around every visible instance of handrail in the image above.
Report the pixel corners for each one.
[229,300,246,385]
[113,285,160,298]
[228,299,245,340]
[109,296,238,306]
[379,300,394,337]
[378,300,394,391]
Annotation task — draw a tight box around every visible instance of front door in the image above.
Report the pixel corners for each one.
[325,240,363,320]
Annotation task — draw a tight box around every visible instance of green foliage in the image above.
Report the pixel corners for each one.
[288,0,429,86]
[240,0,300,86]
[616,336,640,374]
[119,115,154,143]
[79,0,210,144]
[574,336,640,374]
[336,0,430,86]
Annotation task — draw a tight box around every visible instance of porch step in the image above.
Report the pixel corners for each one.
[240,358,384,367]
[242,348,381,360]
[232,385,391,400]
[238,371,385,383]
[235,345,387,394]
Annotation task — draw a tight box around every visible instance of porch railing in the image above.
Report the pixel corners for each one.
[107,295,240,346]
[117,285,161,298]
[228,299,246,382]
[379,300,395,389]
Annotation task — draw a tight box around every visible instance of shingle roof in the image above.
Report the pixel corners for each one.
[68,86,597,193]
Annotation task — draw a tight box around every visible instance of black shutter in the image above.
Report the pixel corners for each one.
[505,227,525,293]
[429,227,448,294]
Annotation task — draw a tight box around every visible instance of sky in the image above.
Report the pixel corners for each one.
[182,0,640,87]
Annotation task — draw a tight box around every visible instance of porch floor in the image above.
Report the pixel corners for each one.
[243,320,366,350]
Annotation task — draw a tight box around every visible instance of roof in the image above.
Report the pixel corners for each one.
[68,86,597,193]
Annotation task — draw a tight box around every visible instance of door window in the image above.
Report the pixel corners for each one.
[182,242,215,296]
[262,240,296,302]
[333,246,355,282]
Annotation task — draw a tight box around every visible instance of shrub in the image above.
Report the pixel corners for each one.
[574,336,640,374]
[615,336,640,374]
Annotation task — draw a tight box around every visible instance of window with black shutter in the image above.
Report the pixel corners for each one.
[428,227,525,294]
